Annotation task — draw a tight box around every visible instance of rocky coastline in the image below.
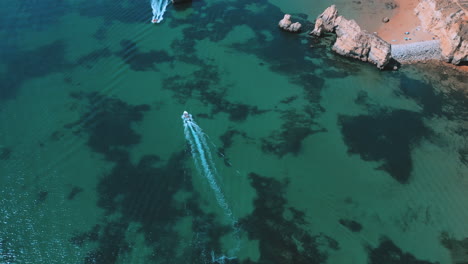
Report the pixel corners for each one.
[305,0,467,69]
[415,0,467,65]
[310,5,392,69]
[391,40,442,63]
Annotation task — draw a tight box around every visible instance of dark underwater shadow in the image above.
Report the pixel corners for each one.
[338,109,431,183]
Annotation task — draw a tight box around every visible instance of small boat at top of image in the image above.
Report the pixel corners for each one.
[151,18,158,23]
[182,111,192,123]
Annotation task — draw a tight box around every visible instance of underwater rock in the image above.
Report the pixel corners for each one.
[311,5,392,69]
[339,219,363,232]
[279,14,302,32]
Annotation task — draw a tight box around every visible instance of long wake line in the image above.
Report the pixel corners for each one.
[182,111,240,260]
[183,113,235,222]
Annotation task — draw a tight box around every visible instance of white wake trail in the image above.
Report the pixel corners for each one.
[190,122,219,176]
[151,0,170,23]
[187,122,234,221]
[182,112,241,259]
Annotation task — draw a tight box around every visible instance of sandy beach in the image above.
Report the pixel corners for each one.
[376,0,436,44]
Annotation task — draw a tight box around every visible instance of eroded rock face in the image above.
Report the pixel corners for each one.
[310,5,339,36]
[278,14,302,32]
[311,6,392,69]
[415,0,468,65]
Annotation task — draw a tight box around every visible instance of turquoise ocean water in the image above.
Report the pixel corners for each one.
[1,0,467,263]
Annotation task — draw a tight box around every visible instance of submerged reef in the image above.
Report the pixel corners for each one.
[440,232,468,264]
[339,109,430,183]
[116,40,171,71]
[338,219,362,232]
[239,173,338,264]
[368,237,437,264]
[262,108,325,157]
[66,92,237,263]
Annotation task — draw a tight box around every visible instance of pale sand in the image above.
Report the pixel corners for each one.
[376,0,436,44]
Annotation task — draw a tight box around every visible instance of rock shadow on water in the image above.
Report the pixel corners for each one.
[338,109,430,183]
[239,173,338,264]
[0,40,71,101]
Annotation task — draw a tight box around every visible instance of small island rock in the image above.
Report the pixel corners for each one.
[279,14,302,32]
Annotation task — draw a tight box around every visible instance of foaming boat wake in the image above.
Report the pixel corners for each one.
[150,0,170,23]
[182,111,240,261]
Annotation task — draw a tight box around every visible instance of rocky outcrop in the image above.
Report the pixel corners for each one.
[311,5,392,69]
[278,14,302,32]
[310,5,339,36]
[415,0,468,65]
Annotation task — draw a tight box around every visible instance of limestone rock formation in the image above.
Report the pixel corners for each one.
[310,5,339,36]
[415,0,468,65]
[310,5,392,69]
[279,14,302,32]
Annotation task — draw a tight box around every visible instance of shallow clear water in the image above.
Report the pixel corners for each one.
[1,0,468,263]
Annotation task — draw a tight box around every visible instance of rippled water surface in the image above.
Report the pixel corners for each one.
[1,0,468,263]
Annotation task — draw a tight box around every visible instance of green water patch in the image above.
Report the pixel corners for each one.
[368,238,437,264]
[75,39,172,72]
[218,128,253,167]
[67,186,84,200]
[239,173,338,263]
[163,64,268,122]
[0,0,70,32]
[65,92,240,263]
[0,40,72,101]
[78,0,150,24]
[76,48,113,68]
[396,75,443,117]
[0,238,16,263]
[338,109,431,183]
[0,146,12,160]
[36,190,49,203]
[116,39,172,71]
